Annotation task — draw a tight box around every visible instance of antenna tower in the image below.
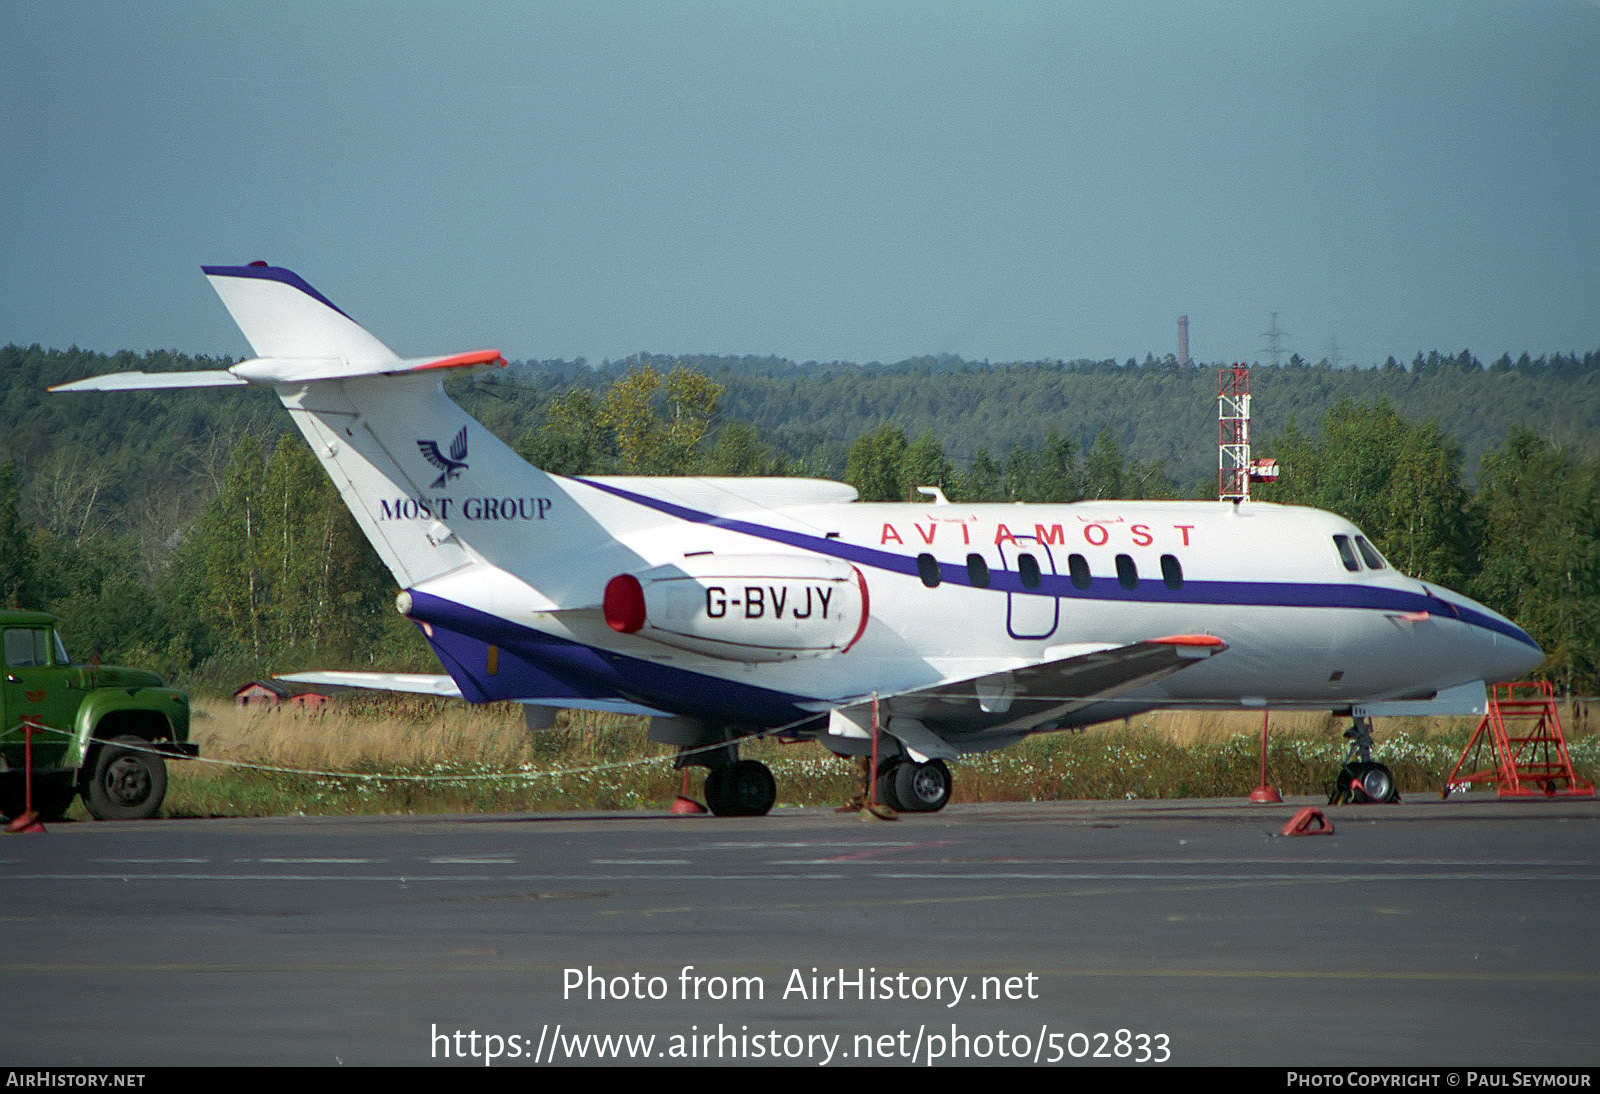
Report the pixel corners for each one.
[1218,364,1279,501]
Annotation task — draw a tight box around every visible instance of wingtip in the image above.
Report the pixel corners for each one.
[1150,633,1226,649]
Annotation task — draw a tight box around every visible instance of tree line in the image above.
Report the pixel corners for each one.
[1,345,1596,693]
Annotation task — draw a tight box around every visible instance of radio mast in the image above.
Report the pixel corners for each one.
[1217,364,1279,502]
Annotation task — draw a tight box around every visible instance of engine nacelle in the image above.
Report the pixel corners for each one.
[604,554,868,662]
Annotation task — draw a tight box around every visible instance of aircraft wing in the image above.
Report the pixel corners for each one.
[825,635,1227,757]
[273,671,674,717]
[276,671,465,697]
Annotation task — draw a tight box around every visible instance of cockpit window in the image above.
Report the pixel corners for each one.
[1332,535,1360,572]
[1353,536,1386,570]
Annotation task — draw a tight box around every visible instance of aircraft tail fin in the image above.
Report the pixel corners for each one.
[201,263,401,364]
[53,264,624,602]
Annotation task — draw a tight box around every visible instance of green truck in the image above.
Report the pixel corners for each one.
[0,610,194,821]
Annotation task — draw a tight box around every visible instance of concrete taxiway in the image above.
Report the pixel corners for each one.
[2,794,1597,1066]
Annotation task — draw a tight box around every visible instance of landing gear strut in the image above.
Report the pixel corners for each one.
[1329,716,1400,804]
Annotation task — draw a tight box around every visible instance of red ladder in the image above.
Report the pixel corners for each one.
[1444,681,1595,799]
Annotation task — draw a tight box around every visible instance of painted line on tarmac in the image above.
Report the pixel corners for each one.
[591,859,693,865]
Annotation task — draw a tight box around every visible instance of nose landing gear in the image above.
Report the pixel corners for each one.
[1329,716,1400,804]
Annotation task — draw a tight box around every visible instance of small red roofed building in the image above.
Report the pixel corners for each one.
[233,680,330,711]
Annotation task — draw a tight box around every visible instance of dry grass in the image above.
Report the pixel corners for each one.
[191,695,577,769]
[157,695,1599,818]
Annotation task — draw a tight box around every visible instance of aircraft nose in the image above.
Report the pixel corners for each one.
[1441,588,1543,682]
[1490,625,1544,681]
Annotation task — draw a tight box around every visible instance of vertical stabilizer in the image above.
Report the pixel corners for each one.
[203,264,399,364]
[199,265,637,601]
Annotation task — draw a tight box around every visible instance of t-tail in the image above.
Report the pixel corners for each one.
[51,263,626,609]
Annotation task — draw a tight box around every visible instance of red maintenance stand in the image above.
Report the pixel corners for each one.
[1443,681,1595,799]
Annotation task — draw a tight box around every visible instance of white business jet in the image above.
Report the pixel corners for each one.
[53,265,1543,814]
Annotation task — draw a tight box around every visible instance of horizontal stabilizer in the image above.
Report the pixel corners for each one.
[49,370,248,392]
[50,349,506,393]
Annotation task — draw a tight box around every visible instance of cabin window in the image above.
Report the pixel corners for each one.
[966,553,990,588]
[1160,554,1183,590]
[1067,553,1091,590]
[1354,536,1387,570]
[1017,552,1042,590]
[917,553,941,588]
[1333,535,1360,572]
[1115,554,1138,590]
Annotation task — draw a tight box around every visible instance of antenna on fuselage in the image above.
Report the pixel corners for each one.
[1217,364,1279,503]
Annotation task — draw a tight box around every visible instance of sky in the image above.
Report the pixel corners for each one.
[3,1,1598,368]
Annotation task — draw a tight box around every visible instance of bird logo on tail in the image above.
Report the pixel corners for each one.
[417,426,469,488]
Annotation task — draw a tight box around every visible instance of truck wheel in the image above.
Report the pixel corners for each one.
[83,736,168,820]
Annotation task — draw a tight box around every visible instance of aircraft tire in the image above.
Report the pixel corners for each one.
[893,759,952,813]
[873,759,905,811]
[1335,761,1399,805]
[82,736,168,820]
[704,760,776,817]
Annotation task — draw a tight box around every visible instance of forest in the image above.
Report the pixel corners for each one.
[1,341,1597,695]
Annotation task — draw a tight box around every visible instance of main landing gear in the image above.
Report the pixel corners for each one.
[655,718,779,817]
[703,759,777,817]
[874,757,952,813]
[1329,715,1400,805]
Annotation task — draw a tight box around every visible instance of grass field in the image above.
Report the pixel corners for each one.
[135,696,1600,819]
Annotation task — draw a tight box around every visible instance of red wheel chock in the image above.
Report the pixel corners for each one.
[5,811,46,834]
[670,769,708,814]
[1281,807,1333,837]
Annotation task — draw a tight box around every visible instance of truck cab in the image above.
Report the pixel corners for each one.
[0,610,194,820]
